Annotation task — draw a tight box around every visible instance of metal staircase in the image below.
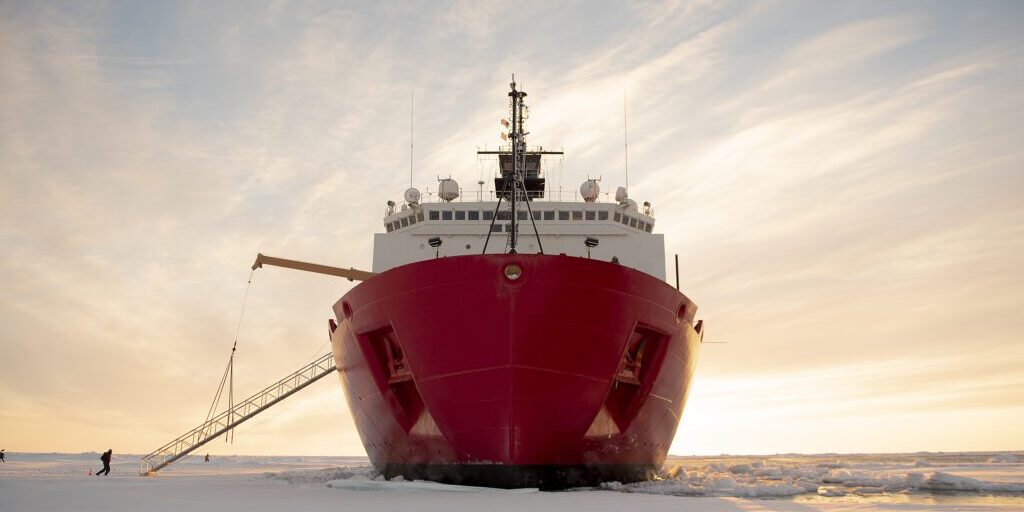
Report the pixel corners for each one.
[139,352,338,475]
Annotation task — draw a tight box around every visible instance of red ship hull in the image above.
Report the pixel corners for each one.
[329,254,701,488]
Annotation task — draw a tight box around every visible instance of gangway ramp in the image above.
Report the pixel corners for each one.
[140,352,337,475]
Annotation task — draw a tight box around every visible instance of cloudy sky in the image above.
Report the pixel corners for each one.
[2,0,1022,457]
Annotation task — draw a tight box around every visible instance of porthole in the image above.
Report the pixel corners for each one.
[504,264,522,281]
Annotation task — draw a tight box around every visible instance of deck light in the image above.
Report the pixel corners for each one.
[584,236,599,258]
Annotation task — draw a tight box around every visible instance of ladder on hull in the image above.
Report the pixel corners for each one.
[140,352,338,475]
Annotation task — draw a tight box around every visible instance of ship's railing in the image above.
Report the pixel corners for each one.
[414,188,615,204]
[139,352,337,475]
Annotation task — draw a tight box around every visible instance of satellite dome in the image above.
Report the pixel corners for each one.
[438,178,460,202]
[580,179,600,202]
[615,186,628,204]
[404,187,421,205]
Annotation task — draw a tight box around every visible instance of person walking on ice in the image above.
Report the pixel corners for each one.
[96,449,112,476]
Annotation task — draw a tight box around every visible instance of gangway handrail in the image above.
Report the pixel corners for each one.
[140,352,337,475]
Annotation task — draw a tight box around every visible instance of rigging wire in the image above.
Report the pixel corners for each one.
[202,268,256,444]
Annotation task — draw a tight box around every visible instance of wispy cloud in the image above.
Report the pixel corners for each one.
[1,1,1022,455]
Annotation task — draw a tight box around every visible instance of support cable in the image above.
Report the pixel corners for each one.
[202,269,255,444]
[519,173,544,254]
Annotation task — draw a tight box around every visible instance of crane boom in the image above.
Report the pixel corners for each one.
[251,253,374,281]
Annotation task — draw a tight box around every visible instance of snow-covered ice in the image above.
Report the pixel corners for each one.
[1,451,1022,511]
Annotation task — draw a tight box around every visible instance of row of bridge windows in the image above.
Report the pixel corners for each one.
[385,209,653,233]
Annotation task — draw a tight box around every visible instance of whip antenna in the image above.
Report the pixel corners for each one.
[624,87,629,191]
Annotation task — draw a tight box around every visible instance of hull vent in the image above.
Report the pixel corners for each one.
[360,327,424,432]
[603,325,669,432]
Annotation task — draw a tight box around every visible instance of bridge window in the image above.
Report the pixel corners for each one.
[572,211,583,221]
[613,212,621,223]
[543,211,554,221]
[637,221,645,231]
[505,224,514,232]
[629,217,638,228]
[490,224,502,232]
[468,210,480,220]
[621,215,630,225]
[417,212,424,222]
[585,211,596,220]
[429,211,439,220]
[533,211,541,220]
[400,217,409,227]
[483,210,493,220]
[517,211,527,221]
[442,211,453,220]
[598,211,609,220]
[385,222,394,232]
[455,210,466,220]
[645,223,653,233]
[558,211,570,221]
[409,215,418,225]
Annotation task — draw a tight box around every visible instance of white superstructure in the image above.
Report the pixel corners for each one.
[373,194,666,280]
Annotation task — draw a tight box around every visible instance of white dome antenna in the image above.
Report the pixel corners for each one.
[580,178,601,202]
[404,187,421,205]
[438,177,460,202]
[615,186,628,204]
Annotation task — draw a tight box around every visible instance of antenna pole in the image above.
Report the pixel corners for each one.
[405,91,409,188]
[674,253,680,290]
[624,87,629,192]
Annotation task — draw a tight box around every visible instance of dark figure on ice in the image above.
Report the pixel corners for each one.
[204,453,209,463]
[1,449,5,462]
[96,449,112,476]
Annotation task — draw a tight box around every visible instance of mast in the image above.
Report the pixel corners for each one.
[508,77,525,252]
[480,78,560,255]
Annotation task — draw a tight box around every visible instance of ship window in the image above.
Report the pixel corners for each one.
[613,212,621,222]
[455,210,466,220]
[621,215,630,226]
[637,221,645,231]
[558,211,570,221]
[417,212,424,222]
[543,210,554,221]
[429,211,439,220]
[517,211,527,221]
[585,211,596,220]
[483,210,493,220]
[598,211,609,221]
[468,210,479,220]
[385,223,393,233]
[645,223,653,233]
[505,224,514,232]
[497,211,511,221]
[533,211,542,220]
[490,224,502,232]
[572,211,583,221]
[442,210,453,220]
[629,217,638,228]
[400,217,409,227]
[409,215,418,225]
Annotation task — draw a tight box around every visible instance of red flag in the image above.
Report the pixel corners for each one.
[500,118,510,127]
